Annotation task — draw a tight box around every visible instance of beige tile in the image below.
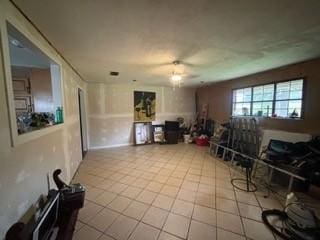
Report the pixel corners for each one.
[108,182,129,194]
[242,218,275,240]
[257,196,283,209]
[85,187,104,201]
[108,196,132,213]
[141,172,156,180]
[193,204,216,226]
[136,190,157,204]
[86,175,105,186]
[200,176,215,185]
[216,197,239,215]
[131,178,150,188]
[92,191,117,206]
[106,215,138,240]
[148,166,161,173]
[74,221,84,233]
[185,174,201,183]
[216,187,236,200]
[129,222,160,240]
[97,170,114,178]
[198,183,215,194]
[235,190,259,206]
[110,173,127,181]
[195,192,215,208]
[121,186,143,199]
[152,194,175,211]
[166,177,183,187]
[163,213,190,239]
[87,208,119,232]
[145,181,164,193]
[98,234,115,240]
[217,228,246,240]
[160,185,180,197]
[128,169,143,177]
[216,179,234,190]
[217,210,243,235]
[142,206,169,229]
[96,179,115,190]
[123,200,149,220]
[73,225,102,240]
[158,231,181,240]
[177,189,197,202]
[153,174,169,184]
[238,202,262,222]
[78,202,103,223]
[171,170,186,179]
[118,175,137,184]
[171,199,194,217]
[181,180,199,191]
[188,220,216,240]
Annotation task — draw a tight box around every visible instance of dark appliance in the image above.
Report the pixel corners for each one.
[165,121,179,144]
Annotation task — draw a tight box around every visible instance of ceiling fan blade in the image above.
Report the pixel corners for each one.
[183,74,200,79]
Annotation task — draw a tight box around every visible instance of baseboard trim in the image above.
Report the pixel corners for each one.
[89,142,133,150]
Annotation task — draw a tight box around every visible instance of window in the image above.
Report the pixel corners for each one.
[232,79,304,118]
[252,84,274,117]
[6,22,63,136]
[275,79,303,118]
[232,88,251,116]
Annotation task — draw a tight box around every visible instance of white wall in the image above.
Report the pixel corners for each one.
[87,83,196,149]
[0,1,85,238]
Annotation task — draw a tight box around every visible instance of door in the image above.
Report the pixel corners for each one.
[78,88,87,158]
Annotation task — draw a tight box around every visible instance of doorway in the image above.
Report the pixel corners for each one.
[78,88,87,158]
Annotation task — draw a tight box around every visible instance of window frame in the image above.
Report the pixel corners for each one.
[231,78,306,119]
[1,19,65,147]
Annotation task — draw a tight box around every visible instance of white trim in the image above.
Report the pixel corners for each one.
[89,142,133,150]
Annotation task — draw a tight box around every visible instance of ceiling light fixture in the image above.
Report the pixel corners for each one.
[171,60,182,89]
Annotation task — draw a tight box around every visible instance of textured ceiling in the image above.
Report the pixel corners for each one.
[13,0,320,86]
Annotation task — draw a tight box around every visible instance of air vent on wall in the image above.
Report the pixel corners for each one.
[110,71,119,76]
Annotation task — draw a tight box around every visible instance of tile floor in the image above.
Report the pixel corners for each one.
[71,143,319,240]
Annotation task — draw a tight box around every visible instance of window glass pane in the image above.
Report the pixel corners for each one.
[275,109,288,118]
[232,102,251,116]
[242,102,251,115]
[275,100,289,109]
[276,82,290,100]
[243,88,252,102]
[288,100,302,109]
[235,89,244,102]
[290,80,303,91]
[252,102,262,116]
[262,101,273,116]
[233,103,243,116]
[290,90,302,99]
[288,108,301,118]
[253,86,263,101]
[263,84,274,101]
[288,100,302,118]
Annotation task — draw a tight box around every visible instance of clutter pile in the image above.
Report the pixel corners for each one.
[262,192,320,240]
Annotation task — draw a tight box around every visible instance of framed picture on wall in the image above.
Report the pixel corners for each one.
[133,122,153,145]
[134,91,156,121]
